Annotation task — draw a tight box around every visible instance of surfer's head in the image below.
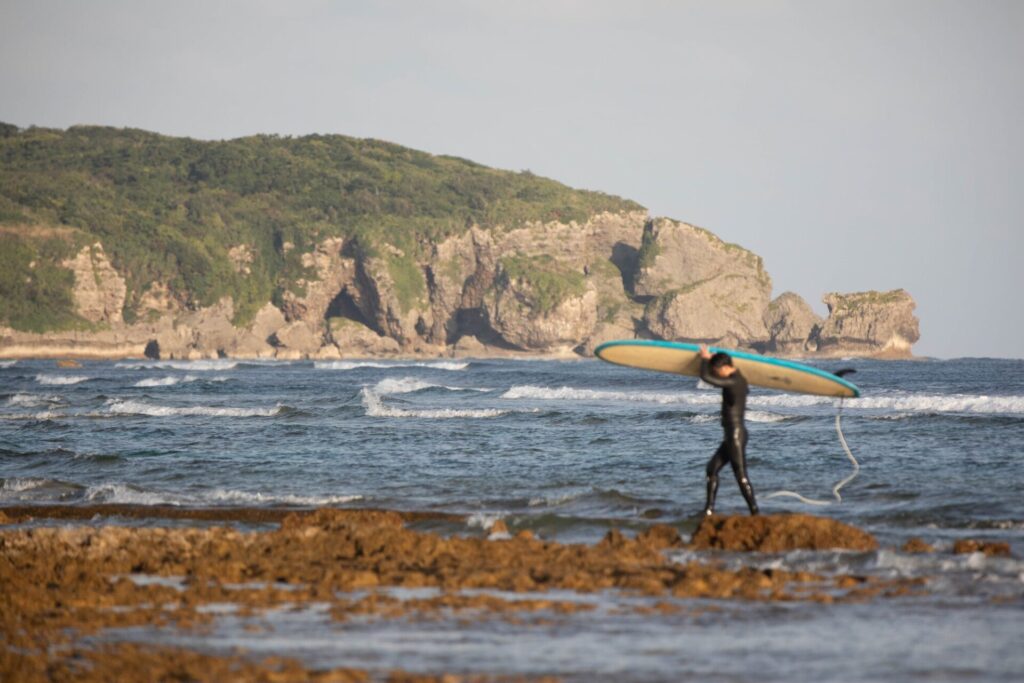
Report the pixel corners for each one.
[709,352,736,377]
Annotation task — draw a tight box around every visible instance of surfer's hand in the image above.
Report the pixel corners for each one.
[699,344,711,359]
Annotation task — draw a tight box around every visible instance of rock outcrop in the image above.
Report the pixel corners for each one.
[60,244,127,326]
[0,213,921,360]
[635,219,772,347]
[763,292,824,354]
[814,290,920,358]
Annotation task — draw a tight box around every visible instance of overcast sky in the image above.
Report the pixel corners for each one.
[1,0,1021,358]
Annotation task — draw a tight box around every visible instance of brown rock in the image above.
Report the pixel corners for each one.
[952,539,1011,557]
[688,514,878,552]
[901,537,935,553]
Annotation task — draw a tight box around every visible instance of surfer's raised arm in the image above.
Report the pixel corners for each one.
[699,344,740,388]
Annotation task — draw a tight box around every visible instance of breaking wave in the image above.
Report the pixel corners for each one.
[0,360,16,368]
[132,375,229,387]
[315,360,469,371]
[502,385,1024,415]
[0,478,361,506]
[35,374,92,385]
[360,388,507,419]
[82,483,363,507]
[501,385,719,405]
[5,393,61,408]
[105,399,283,418]
[371,376,487,396]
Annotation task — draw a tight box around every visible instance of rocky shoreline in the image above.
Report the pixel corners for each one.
[0,506,961,682]
[2,213,920,362]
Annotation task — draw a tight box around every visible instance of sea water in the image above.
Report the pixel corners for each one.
[2,357,1022,681]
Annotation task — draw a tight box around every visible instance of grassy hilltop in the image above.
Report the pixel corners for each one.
[0,123,640,332]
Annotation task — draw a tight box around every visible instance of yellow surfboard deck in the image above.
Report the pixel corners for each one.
[595,340,859,398]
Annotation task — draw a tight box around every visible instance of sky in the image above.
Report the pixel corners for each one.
[1,0,1021,358]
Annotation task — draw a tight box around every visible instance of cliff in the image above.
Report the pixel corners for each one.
[0,124,919,360]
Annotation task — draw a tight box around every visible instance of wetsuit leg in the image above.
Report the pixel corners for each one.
[726,427,759,515]
[703,443,729,516]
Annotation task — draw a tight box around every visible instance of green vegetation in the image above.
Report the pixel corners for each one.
[829,290,907,313]
[0,229,91,332]
[384,251,427,313]
[499,254,586,314]
[637,225,661,269]
[0,123,641,331]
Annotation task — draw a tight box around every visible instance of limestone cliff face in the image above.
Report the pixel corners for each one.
[814,290,920,358]
[0,213,921,360]
[635,219,772,347]
[61,244,127,326]
[763,292,823,354]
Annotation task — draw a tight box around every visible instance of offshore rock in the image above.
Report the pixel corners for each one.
[763,292,823,353]
[635,219,772,346]
[815,290,920,358]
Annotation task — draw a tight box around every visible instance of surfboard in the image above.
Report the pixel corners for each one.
[594,340,860,398]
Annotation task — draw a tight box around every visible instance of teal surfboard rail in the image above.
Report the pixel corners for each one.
[594,339,861,398]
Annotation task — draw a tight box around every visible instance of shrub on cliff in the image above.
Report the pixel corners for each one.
[0,125,640,332]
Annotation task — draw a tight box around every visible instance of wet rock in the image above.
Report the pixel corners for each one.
[688,514,878,552]
[952,539,1011,557]
[901,537,935,553]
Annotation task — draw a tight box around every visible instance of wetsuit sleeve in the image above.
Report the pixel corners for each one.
[700,359,741,388]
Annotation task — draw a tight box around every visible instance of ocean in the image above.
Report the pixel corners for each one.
[2,356,1022,681]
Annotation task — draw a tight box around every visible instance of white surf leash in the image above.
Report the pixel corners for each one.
[764,397,860,506]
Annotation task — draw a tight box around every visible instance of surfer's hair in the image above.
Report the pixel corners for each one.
[709,352,733,369]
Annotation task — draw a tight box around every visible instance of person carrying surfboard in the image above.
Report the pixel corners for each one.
[698,343,759,516]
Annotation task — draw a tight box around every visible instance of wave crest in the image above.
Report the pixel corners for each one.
[360,388,507,419]
[35,374,91,385]
[106,399,282,417]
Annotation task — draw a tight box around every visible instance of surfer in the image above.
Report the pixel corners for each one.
[698,344,759,516]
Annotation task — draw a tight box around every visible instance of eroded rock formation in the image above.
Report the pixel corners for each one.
[0,213,921,360]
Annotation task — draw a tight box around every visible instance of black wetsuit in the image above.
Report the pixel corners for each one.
[699,360,759,516]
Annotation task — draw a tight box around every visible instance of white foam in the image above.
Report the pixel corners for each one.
[81,484,363,507]
[501,385,719,405]
[106,398,282,417]
[373,377,442,395]
[315,360,469,371]
[528,491,584,507]
[0,360,16,368]
[746,410,790,423]
[502,384,1024,415]
[371,376,485,396]
[467,512,503,530]
[1,477,52,493]
[360,388,507,419]
[202,489,363,506]
[35,374,91,385]
[135,374,197,387]
[116,360,238,371]
[845,393,1024,415]
[6,393,60,407]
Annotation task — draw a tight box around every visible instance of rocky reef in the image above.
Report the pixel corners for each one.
[0,213,920,361]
